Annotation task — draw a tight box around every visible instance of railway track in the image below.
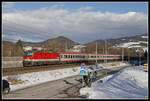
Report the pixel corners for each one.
[2,64,81,76]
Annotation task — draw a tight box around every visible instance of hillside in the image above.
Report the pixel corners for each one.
[2,36,78,57]
[2,41,16,57]
[83,33,148,55]
[88,66,148,99]
[2,33,148,57]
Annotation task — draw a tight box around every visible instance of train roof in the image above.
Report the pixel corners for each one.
[60,52,86,54]
[60,52,120,56]
[88,54,121,56]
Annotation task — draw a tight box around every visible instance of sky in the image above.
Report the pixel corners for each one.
[2,2,148,43]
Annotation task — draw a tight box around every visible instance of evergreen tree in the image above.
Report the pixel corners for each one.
[13,39,24,56]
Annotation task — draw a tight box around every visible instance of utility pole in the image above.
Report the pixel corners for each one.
[128,48,130,63]
[96,41,98,63]
[65,40,68,52]
[122,47,124,62]
[105,40,107,63]
[139,49,141,66]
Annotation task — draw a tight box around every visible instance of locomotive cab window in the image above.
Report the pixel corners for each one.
[24,52,33,56]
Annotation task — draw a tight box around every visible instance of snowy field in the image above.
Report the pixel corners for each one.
[81,66,148,99]
[2,67,80,91]
[2,62,128,92]
[99,62,129,69]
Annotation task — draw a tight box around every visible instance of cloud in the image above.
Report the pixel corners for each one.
[2,6,148,43]
[2,2,16,12]
[77,6,94,11]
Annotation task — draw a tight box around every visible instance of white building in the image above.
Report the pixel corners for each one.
[23,46,32,51]
[23,46,43,51]
[69,45,86,52]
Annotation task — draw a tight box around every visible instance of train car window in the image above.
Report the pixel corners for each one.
[83,56,85,58]
[65,55,67,58]
[76,55,78,58]
[24,52,33,56]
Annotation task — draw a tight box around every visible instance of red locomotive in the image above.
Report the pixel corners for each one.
[23,50,121,67]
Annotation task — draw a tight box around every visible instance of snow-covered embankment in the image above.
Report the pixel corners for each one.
[3,67,80,91]
[80,66,148,99]
[2,62,129,92]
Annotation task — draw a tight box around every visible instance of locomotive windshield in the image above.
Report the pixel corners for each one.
[24,51,33,56]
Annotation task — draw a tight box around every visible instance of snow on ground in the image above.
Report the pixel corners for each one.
[116,41,148,51]
[117,42,141,48]
[2,62,128,92]
[2,67,80,91]
[143,47,148,52]
[99,62,129,69]
[141,36,148,38]
[87,66,148,99]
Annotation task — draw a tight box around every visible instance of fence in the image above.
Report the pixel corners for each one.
[2,57,23,68]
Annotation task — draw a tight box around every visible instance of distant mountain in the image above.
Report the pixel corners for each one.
[112,33,148,51]
[83,33,148,55]
[2,33,148,57]
[85,33,148,46]
[2,36,79,56]
[40,36,79,52]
